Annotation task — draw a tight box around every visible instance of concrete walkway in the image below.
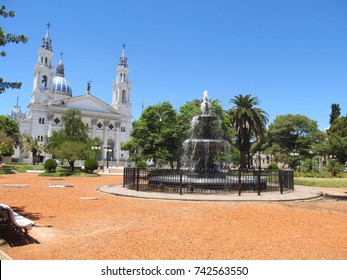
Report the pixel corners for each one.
[98,185,327,202]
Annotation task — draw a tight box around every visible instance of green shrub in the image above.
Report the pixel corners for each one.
[44,159,57,172]
[325,160,344,177]
[268,163,279,169]
[84,158,99,173]
[136,160,147,168]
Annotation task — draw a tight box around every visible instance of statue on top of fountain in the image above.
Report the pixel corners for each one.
[200,90,212,115]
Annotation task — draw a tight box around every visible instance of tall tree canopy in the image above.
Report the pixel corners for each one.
[226,94,269,168]
[127,102,179,168]
[0,115,20,146]
[326,116,347,164]
[0,5,28,94]
[0,130,14,157]
[329,103,341,126]
[265,114,324,167]
[45,109,93,171]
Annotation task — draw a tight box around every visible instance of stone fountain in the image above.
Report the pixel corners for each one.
[183,90,230,177]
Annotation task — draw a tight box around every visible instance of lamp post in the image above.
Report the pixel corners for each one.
[290,149,299,170]
[104,145,113,169]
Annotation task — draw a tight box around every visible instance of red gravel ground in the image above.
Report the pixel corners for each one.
[0,173,346,260]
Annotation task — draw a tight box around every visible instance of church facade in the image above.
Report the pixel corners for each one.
[19,26,132,165]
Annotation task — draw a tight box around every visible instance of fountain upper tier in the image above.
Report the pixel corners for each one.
[183,90,230,174]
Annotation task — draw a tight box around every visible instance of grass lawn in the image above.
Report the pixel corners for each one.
[295,177,347,188]
[38,171,99,177]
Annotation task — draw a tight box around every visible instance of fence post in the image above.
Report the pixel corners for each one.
[238,167,241,196]
[279,170,283,194]
[179,169,183,195]
[123,168,126,188]
[132,168,136,189]
[257,167,261,196]
[136,168,140,191]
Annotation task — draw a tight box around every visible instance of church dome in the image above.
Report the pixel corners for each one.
[52,76,72,96]
[52,54,72,96]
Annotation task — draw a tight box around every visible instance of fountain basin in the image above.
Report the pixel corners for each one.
[148,174,267,191]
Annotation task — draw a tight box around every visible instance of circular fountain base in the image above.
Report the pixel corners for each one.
[187,172,226,179]
[148,174,267,192]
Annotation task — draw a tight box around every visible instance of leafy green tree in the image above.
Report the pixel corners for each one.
[0,115,20,146]
[128,102,180,169]
[45,109,92,171]
[0,130,14,158]
[329,103,341,126]
[265,114,324,167]
[0,5,28,94]
[325,159,344,177]
[326,116,347,165]
[121,138,141,164]
[62,109,89,142]
[226,94,269,168]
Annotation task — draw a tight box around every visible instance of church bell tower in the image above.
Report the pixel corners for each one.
[112,45,132,116]
[33,23,54,93]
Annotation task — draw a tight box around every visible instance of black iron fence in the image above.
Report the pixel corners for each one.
[123,168,294,195]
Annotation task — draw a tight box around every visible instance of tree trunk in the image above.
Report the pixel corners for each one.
[239,141,250,169]
[69,160,75,172]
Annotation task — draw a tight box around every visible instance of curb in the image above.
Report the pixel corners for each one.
[98,185,324,203]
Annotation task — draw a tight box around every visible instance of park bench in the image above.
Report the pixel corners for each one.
[0,203,37,235]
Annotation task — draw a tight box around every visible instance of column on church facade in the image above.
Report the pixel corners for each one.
[47,113,54,137]
[103,120,110,160]
[115,122,121,164]
[91,118,97,139]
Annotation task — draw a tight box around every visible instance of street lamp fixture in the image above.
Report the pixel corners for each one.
[91,144,101,159]
[290,149,299,170]
[104,145,113,169]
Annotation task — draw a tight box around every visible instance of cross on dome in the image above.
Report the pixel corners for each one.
[56,51,65,77]
[40,23,53,51]
[119,44,128,68]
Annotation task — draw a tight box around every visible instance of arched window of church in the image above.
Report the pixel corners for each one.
[41,57,43,64]
[44,57,48,65]
[122,90,127,102]
[41,75,48,89]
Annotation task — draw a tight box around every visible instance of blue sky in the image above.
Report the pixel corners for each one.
[1,0,347,130]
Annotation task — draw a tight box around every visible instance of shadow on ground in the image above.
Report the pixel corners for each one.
[0,206,42,247]
[0,224,40,247]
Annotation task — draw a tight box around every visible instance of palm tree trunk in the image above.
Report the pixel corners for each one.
[239,141,250,169]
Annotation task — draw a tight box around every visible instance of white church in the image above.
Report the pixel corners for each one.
[18,25,132,165]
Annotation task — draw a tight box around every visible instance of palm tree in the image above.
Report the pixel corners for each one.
[21,133,43,164]
[227,94,269,168]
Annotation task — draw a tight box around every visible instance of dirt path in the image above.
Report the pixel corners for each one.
[0,173,346,260]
